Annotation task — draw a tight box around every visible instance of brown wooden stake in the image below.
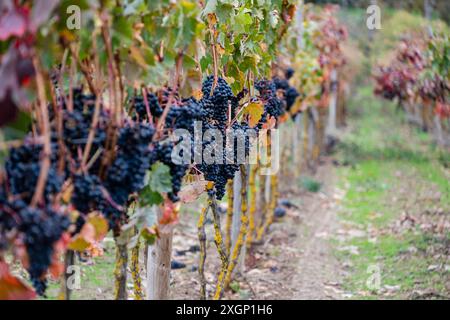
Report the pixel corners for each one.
[147,207,174,300]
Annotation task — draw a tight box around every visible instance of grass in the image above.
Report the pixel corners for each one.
[300,177,322,193]
[334,84,450,299]
[43,239,117,300]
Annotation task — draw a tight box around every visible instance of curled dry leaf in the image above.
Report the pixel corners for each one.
[68,212,109,251]
[178,180,208,203]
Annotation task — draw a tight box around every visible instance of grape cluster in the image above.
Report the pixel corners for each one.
[5,143,64,203]
[256,79,284,119]
[72,174,104,215]
[272,70,299,113]
[285,87,299,111]
[201,76,234,125]
[18,205,70,296]
[3,141,70,294]
[193,76,250,199]
[103,123,155,227]
[60,91,108,167]
[132,93,163,121]
[285,67,295,80]
[165,98,206,131]
[273,77,289,91]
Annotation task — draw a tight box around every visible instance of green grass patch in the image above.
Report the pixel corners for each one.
[334,84,450,299]
[300,177,322,193]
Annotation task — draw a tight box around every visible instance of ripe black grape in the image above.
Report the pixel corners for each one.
[285,87,299,111]
[201,76,234,125]
[132,93,163,121]
[256,79,285,120]
[18,205,70,295]
[103,123,155,227]
[5,143,64,203]
[165,99,206,131]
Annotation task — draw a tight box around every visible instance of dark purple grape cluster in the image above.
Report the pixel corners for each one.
[103,123,155,227]
[273,77,289,91]
[256,79,285,119]
[3,140,70,294]
[285,67,295,80]
[18,205,70,296]
[131,93,163,121]
[193,77,253,200]
[165,98,206,131]
[201,76,234,125]
[285,87,299,111]
[273,68,299,113]
[5,143,64,203]
[66,99,108,164]
[72,174,104,215]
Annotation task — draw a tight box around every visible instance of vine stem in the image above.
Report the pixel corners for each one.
[208,17,218,94]
[131,231,144,300]
[210,189,229,300]
[197,204,209,300]
[99,21,121,177]
[48,80,66,175]
[246,164,258,247]
[68,44,96,95]
[81,35,103,170]
[156,51,183,136]
[114,237,128,300]
[224,180,234,256]
[221,165,248,292]
[30,57,51,207]
[303,109,310,169]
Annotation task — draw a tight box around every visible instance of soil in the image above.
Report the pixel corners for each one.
[169,157,346,300]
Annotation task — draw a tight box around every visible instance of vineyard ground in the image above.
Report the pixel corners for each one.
[36,85,449,300]
[333,85,450,300]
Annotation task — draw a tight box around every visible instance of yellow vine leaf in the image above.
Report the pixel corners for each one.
[68,223,95,251]
[86,212,108,241]
[244,101,264,128]
[61,184,73,204]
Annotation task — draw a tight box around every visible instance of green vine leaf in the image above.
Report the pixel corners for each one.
[147,162,173,193]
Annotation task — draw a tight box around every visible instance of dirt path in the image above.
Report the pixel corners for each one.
[290,161,345,299]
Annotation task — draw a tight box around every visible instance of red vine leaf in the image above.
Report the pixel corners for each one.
[0,7,28,41]
[0,261,36,300]
[159,201,179,225]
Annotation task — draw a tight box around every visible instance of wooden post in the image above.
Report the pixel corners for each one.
[293,113,304,177]
[308,110,315,168]
[224,166,249,288]
[424,0,434,36]
[303,109,309,168]
[147,208,174,300]
[433,114,445,147]
[60,250,75,300]
[326,69,338,137]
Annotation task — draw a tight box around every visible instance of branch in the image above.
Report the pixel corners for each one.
[31,57,52,207]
